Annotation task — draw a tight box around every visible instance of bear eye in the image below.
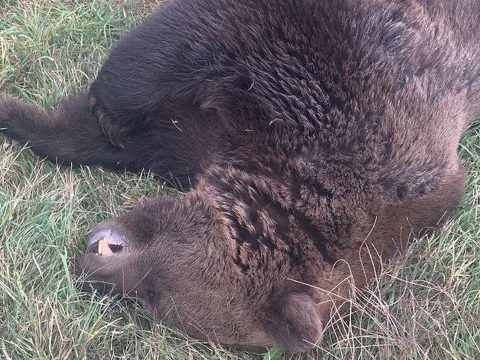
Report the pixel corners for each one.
[147,289,156,303]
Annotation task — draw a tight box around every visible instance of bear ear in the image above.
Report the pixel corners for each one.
[263,292,323,352]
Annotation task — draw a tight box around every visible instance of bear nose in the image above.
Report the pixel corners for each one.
[87,226,131,255]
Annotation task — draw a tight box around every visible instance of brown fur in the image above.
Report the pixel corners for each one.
[1,0,479,353]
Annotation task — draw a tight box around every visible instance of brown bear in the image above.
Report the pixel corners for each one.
[0,0,478,353]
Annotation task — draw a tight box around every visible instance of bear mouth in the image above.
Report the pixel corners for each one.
[87,227,130,255]
[88,238,124,255]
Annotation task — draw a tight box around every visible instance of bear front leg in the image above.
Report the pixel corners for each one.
[85,1,217,148]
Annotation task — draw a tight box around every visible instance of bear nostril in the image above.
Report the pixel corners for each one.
[87,227,131,255]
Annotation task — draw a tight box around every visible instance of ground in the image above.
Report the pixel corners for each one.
[0,1,479,359]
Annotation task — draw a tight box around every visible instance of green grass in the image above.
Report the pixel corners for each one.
[0,1,479,359]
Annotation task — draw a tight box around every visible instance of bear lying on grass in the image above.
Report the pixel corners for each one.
[0,0,478,353]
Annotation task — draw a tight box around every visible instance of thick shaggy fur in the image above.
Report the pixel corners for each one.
[1,0,479,353]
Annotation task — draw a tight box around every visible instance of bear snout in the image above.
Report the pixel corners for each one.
[87,225,131,255]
